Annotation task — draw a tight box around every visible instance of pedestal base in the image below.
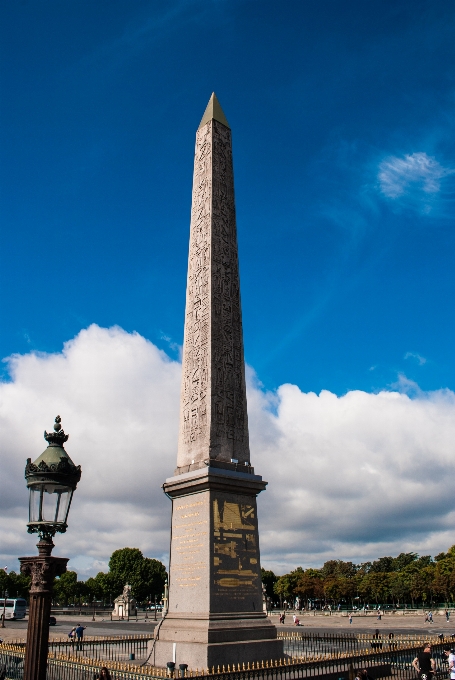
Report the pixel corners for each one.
[150,612,283,669]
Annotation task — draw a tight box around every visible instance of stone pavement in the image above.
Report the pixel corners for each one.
[1,612,454,643]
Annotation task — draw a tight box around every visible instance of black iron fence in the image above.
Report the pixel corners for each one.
[48,636,152,662]
[1,636,153,664]
[0,635,452,680]
[277,631,451,657]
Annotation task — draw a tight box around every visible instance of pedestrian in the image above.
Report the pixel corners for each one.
[448,647,455,680]
[355,669,373,680]
[75,624,86,651]
[429,611,433,623]
[349,613,353,625]
[412,643,435,680]
[68,627,76,643]
[99,667,112,680]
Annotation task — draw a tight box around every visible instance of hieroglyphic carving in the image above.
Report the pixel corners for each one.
[177,118,250,468]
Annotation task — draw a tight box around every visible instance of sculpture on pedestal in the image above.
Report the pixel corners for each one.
[112,584,137,619]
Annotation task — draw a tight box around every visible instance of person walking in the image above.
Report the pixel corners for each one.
[448,647,455,680]
[349,613,353,625]
[355,670,373,680]
[75,624,86,651]
[446,610,450,622]
[412,643,435,680]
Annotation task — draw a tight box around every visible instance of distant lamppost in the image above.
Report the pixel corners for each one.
[92,596,96,622]
[1,589,8,628]
[19,416,81,680]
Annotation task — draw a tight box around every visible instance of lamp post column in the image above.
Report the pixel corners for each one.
[19,537,68,680]
[1,589,8,627]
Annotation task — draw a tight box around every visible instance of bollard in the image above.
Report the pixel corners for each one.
[179,664,188,677]
[167,661,176,677]
[130,653,135,660]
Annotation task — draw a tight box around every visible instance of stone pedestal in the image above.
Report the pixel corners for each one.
[151,466,282,669]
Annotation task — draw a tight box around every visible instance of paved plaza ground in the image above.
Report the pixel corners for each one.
[1,612,454,643]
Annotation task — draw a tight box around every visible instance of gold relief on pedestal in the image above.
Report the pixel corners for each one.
[212,498,260,599]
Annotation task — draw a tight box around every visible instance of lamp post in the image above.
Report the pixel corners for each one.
[92,597,96,622]
[1,589,8,628]
[19,415,81,680]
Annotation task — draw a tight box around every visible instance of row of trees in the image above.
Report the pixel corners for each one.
[1,548,167,605]
[7,544,455,608]
[262,546,455,608]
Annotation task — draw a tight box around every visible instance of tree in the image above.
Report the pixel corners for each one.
[370,557,394,573]
[0,570,30,600]
[108,548,166,601]
[273,575,295,602]
[261,569,277,600]
[294,570,324,606]
[392,553,418,572]
[54,571,78,604]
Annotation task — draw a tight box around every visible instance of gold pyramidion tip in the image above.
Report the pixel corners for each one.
[198,92,230,129]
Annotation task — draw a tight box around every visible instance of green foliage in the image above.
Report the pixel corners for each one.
[0,570,30,599]
[50,548,167,605]
[266,545,455,608]
[108,547,167,601]
[261,569,277,599]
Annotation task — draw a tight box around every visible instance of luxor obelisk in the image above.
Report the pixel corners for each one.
[153,94,282,669]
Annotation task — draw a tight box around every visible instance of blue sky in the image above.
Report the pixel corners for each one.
[2,1,455,574]
[2,0,455,396]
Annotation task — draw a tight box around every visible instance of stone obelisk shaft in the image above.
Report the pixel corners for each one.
[153,94,282,670]
[177,103,249,470]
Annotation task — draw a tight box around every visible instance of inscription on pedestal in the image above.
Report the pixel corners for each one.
[169,493,210,612]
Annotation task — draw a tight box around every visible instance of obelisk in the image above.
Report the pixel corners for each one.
[152,94,282,669]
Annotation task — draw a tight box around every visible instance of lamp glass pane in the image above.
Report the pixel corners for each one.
[56,488,73,523]
[29,487,42,522]
[41,486,58,523]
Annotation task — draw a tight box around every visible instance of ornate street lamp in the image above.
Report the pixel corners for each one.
[19,416,81,680]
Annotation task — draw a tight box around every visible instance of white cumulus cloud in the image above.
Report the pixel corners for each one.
[2,325,455,577]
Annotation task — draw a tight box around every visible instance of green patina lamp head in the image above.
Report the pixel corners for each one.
[25,415,81,540]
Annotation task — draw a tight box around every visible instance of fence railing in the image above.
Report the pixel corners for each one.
[49,635,153,662]
[1,636,153,663]
[0,634,451,680]
[277,631,454,657]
